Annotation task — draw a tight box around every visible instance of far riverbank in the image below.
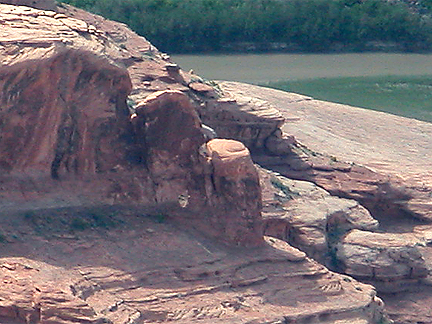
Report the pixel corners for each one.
[173,53,432,123]
[172,53,432,84]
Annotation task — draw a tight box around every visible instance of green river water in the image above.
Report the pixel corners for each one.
[173,53,432,122]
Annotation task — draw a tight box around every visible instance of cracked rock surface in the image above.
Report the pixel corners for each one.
[0,213,387,324]
[219,81,432,323]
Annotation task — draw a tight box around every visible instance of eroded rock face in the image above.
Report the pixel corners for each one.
[0,48,158,213]
[0,26,264,246]
[0,215,389,324]
[134,90,206,205]
[260,168,379,262]
[0,2,191,100]
[132,92,263,246]
[0,4,265,247]
[0,52,263,246]
[205,139,263,246]
[0,49,132,178]
[0,3,412,323]
[198,95,285,152]
[336,229,428,292]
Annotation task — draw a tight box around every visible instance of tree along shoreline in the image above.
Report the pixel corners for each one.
[189,40,430,54]
[59,0,432,54]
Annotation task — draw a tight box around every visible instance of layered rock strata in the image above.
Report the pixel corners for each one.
[0,213,388,324]
[1,2,427,323]
[0,6,265,246]
[260,168,379,263]
[0,49,132,178]
[217,81,432,323]
[198,95,285,152]
[336,229,428,292]
[133,91,263,246]
[218,81,432,223]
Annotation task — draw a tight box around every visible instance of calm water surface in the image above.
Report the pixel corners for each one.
[172,53,432,83]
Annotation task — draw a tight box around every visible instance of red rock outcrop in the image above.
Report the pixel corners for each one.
[0,5,268,248]
[46,4,289,156]
[133,91,263,246]
[217,81,432,323]
[204,139,263,246]
[0,2,415,323]
[0,46,154,212]
[0,49,132,178]
[0,212,389,324]
[0,3,267,247]
[134,90,206,206]
[0,56,262,247]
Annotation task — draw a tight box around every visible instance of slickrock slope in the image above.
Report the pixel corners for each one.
[218,81,432,220]
[218,81,432,323]
[0,213,387,324]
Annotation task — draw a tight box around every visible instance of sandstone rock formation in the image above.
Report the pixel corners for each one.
[133,91,263,246]
[218,81,432,323]
[218,81,432,222]
[0,213,389,324]
[0,49,132,178]
[198,95,285,152]
[0,45,153,211]
[204,139,263,246]
[260,168,379,263]
[336,229,428,292]
[134,90,206,206]
[51,3,291,158]
[1,1,430,323]
[0,4,267,248]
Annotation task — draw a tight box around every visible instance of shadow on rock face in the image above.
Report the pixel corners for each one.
[0,49,132,178]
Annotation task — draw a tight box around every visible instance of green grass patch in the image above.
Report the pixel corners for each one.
[264,75,432,123]
[23,208,124,235]
[68,210,123,232]
[0,232,7,243]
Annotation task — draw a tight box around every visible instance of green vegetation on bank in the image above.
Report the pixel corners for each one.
[264,75,432,122]
[59,0,432,53]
